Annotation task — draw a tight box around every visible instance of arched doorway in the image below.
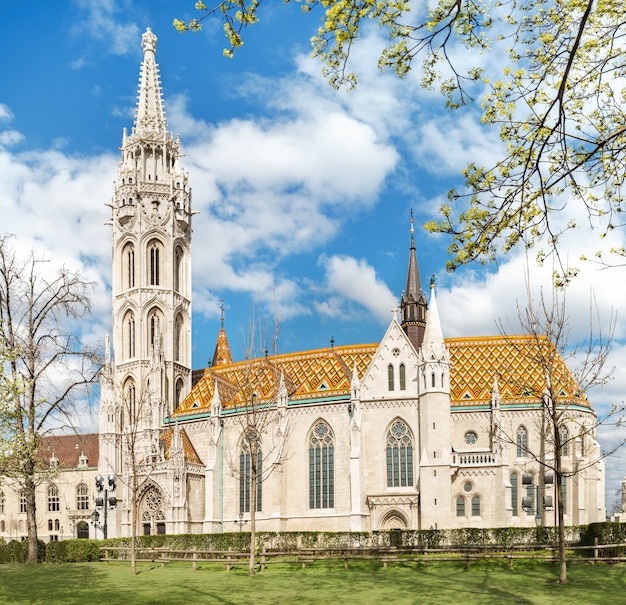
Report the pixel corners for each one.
[76,521,89,539]
[380,510,408,547]
[140,485,166,535]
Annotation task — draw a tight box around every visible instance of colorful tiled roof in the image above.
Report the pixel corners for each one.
[159,427,203,465]
[173,335,589,418]
[174,344,377,417]
[447,335,589,408]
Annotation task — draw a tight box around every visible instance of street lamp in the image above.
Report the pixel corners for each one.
[234,511,247,532]
[91,474,117,539]
[521,472,554,532]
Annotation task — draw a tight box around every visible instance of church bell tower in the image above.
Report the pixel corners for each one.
[100,28,193,478]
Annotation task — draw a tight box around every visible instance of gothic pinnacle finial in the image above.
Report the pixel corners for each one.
[219,300,225,328]
[410,209,415,248]
[430,273,435,289]
[142,27,157,54]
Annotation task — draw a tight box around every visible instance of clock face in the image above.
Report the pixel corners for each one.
[464,431,477,445]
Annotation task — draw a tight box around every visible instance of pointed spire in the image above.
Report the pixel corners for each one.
[405,209,420,298]
[134,28,167,136]
[401,210,427,349]
[211,303,233,367]
[422,276,444,350]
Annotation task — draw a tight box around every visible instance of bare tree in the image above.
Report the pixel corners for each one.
[0,236,99,563]
[99,343,162,576]
[224,316,289,576]
[495,276,622,583]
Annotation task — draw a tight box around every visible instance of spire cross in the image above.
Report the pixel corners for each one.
[392,306,399,320]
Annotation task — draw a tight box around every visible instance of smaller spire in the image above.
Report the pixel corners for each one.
[211,304,233,367]
[421,280,445,352]
[134,28,167,136]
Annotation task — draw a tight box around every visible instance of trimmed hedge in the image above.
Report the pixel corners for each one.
[1,523,625,564]
[580,522,626,556]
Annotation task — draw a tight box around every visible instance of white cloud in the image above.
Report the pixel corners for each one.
[0,104,13,121]
[72,0,140,56]
[318,254,398,323]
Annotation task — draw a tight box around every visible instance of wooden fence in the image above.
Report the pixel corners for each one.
[100,539,626,571]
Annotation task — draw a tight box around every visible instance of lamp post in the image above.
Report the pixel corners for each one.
[91,474,117,539]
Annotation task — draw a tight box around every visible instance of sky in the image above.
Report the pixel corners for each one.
[1,0,625,509]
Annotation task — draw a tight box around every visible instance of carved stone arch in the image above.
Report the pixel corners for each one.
[121,375,137,429]
[174,374,186,409]
[138,482,167,536]
[116,236,138,291]
[121,308,137,360]
[145,305,165,351]
[379,509,408,530]
[174,311,186,364]
[308,418,335,442]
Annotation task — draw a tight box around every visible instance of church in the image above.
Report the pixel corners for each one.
[0,29,605,542]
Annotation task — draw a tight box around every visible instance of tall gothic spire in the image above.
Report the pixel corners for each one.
[134,27,167,136]
[401,210,427,350]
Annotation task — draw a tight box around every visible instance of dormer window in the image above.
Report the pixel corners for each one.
[78,453,88,468]
[50,456,59,469]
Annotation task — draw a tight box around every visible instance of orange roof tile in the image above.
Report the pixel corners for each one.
[174,335,589,418]
[160,427,203,465]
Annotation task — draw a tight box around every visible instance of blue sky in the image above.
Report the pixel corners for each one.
[1,1,625,508]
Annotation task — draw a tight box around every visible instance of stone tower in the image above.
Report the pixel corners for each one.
[99,27,193,483]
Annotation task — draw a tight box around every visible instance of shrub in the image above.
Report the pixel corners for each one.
[580,522,626,556]
[46,540,68,563]
[65,539,102,562]
[7,540,23,563]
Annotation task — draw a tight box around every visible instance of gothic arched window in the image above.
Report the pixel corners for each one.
[148,308,163,350]
[175,377,184,408]
[471,496,481,517]
[174,315,183,362]
[516,426,528,457]
[388,364,395,391]
[386,420,414,487]
[123,311,136,359]
[456,497,465,517]
[76,483,89,511]
[124,379,136,426]
[239,432,262,514]
[122,243,135,290]
[399,363,406,391]
[48,485,60,512]
[309,420,334,509]
[148,240,162,286]
[174,246,184,293]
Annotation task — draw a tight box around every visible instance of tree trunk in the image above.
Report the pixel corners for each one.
[131,479,137,576]
[25,473,38,564]
[249,463,257,576]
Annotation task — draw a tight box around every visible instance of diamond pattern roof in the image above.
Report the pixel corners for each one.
[172,335,589,418]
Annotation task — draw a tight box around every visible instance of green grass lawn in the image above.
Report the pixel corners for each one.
[1,560,625,605]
